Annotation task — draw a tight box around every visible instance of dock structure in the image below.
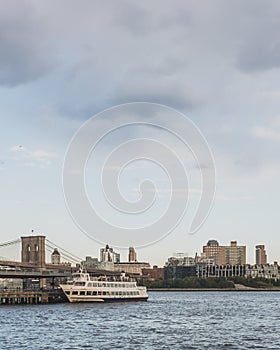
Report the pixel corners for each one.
[0,289,67,305]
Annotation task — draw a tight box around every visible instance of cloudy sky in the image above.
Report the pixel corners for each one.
[1,0,280,265]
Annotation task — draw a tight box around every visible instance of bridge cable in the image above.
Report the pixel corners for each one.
[0,239,21,248]
[46,239,82,262]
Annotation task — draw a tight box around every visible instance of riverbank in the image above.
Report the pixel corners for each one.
[148,285,280,292]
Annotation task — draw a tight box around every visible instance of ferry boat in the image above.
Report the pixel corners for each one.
[60,270,148,303]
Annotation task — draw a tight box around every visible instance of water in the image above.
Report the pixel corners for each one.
[1,292,280,349]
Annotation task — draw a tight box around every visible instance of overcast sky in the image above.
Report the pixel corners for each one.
[1,0,280,265]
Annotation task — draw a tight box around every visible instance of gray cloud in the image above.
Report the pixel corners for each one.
[234,4,280,72]
[111,86,196,112]
[0,1,59,86]
[1,0,280,114]
[1,0,280,264]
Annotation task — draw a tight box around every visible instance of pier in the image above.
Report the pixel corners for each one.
[0,289,67,305]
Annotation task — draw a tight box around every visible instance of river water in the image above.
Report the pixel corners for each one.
[1,291,280,349]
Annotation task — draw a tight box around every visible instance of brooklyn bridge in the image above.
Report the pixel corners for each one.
[0,235,92,279]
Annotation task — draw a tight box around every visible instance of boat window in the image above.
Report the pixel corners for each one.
[98,291,102,295]
[80,291,85,296]
[72,291,78,295]
[74,282,85,286]
[92,283,98,287]
[65,291,70,295]
[87,282,92,287]
[86,291,92,296]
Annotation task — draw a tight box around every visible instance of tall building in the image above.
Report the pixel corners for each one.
[51,248,61,264]
[225,241,246,265]
[256,245,267,265]
[202,240,225,265]
[100,244,120,263]
[202,240,246,265]
[128,247,137,262]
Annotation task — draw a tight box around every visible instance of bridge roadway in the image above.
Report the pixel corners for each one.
[0,259,73,269]
[0,260,122,279]
[0,260,75,278]
[0,270,72,279]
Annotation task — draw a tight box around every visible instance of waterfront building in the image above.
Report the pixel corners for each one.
[245,262,279,280]
[142,265,164,280]
[82,256,99,269]
[114,262,150,275]
[202,240,246,265]
[164,265,197,279]
[165,254,195,267]
[255,245,267,265]
[81,246,149,274]
[164,254,197,279]
[0,278,23,291]
[196,264,246,278]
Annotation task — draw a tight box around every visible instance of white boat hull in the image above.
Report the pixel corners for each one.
[60,279,148,303]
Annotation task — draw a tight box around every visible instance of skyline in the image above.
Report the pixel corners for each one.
[0,233,274,268]
[1,1,280,265]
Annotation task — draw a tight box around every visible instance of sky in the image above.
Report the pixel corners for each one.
[1,0,280,266]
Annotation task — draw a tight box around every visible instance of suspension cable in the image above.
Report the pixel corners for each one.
[46,239,82,262]
[46,244,81,264]
[45,246,79,264]
[0,239,21,248]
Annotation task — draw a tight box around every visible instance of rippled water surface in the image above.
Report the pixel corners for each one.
[1,292,280,349]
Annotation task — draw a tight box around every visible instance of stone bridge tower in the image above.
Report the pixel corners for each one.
[21,235,46,267]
